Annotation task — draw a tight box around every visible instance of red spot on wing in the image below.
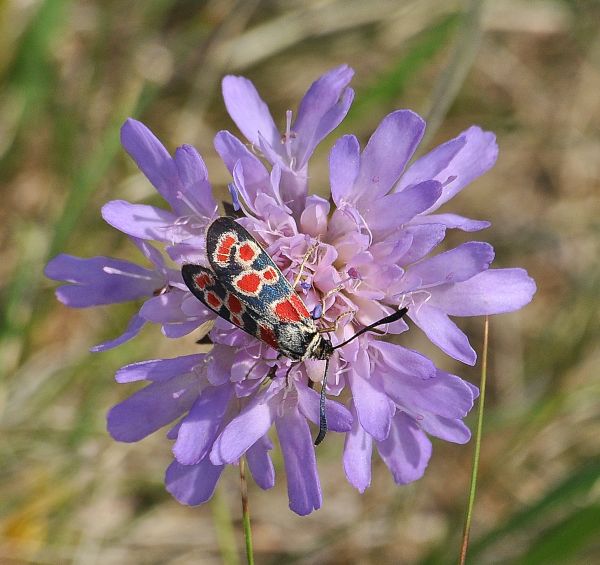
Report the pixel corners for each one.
[236,273,261,295]
[193,273,212,290]
[218,234,236,254]
[215,233,236,264]
[259,325,278,349]
[238,242,256,263]
[274,299,302,322]
[274,294,310,323]
[290,294,310,318]
[262,267,277,281]
[227,294,243,314]
[206,292,221,309]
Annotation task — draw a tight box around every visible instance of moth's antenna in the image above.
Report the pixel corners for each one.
[333,307,409,351]
[314,357,330,445]
[313,307,408,445]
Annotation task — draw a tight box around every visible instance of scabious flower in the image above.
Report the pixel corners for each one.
[46,65,536,515]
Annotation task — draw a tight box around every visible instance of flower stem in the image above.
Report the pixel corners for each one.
[211,486,240,565]
[239,457,254,565]
[459,315,489,565]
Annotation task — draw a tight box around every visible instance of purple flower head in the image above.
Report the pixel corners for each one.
[218,65,354,217]
[46,66,536,515]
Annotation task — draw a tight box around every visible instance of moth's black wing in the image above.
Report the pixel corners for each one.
[181,264,280,351]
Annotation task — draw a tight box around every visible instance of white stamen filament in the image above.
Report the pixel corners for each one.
[340,205,373,246]
[102,267,155,281]
[283,109,294,162]
[399,290,432,314]
[229,183,257,221]
[176,191,202,217]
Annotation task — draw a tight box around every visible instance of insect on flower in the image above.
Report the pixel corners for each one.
[182,217,408,444]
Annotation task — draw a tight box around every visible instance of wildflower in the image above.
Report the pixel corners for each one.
[46,66,536,515]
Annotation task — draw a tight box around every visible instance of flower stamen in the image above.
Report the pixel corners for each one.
[102,267,156,281]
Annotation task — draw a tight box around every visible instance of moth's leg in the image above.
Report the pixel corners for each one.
[292,242,319,289]
[284,362,297,388]
[317,283,347,319]
[320,283,344,303]
[317,310,354,333]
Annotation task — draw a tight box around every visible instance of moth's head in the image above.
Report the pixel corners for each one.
[313,335,334,360]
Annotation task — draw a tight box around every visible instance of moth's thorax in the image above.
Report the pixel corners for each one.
[305,333,334,361]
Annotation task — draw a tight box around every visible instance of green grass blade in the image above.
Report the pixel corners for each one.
[516,505,600,565]
[347,13,459,121]
[467,460,600,559]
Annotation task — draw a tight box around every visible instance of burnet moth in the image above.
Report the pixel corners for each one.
[182,217,408,445]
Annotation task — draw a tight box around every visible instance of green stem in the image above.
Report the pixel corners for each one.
[459,315,489,565]
[211,486,239,565]
[240,458,254,565]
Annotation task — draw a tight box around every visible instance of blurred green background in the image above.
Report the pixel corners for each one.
[1,0,599,563]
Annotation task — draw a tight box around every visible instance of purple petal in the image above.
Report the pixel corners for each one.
[397,134,466,191]
[246,435,275,490]
[207,345,236,386]
[383,369,475,419]
[343,403,372,493]
[173,145,217,217]
[354,110,426,201]
[120,118,178,206]
[230,350,260,383]
[214,131,271,210]
[401,242,494,291]
[276,407,322,516]
[46,253,155,286]
[180,292,212,317]
[465,380,480,400]
[131,238,167,270]
[418,414,472,444]
[300,195,330,237]
[90,313,146,352]
[278,167,309,217]
[371,341,436,380]
[296,381,353,433]
[406,126,497,212]
[162,319,205,338]
[46,254,160,307]
[173,384,233,465]
[165,458,224,506]
[167,419,183,440]
[115,353,205,383]
[308,88,354,163]
[395,224,446,265]
[139,291,187,323]
[293,65,355,167]
[102,200,178,242]
[107,372,199,442]
[414,213,490,232]
[429,268,537,316]
[376,412,432,485]
[347,350,393,441]
[410,303,476,364]
[361,180,442,232]
[351,296,408,331]
[210,390,275,465]
[166,243,207,264]
[330,135,361,206]
[222,75,279,149]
